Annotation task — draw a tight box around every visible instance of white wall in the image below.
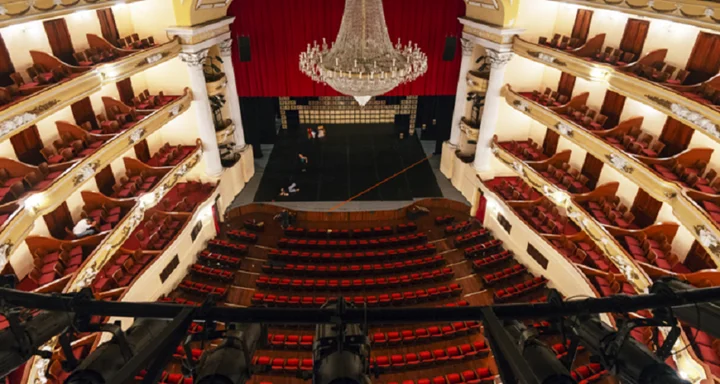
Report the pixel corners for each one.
[127,0,177,44]
[1,20,51,81]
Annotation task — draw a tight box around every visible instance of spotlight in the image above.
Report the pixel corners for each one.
[502,320,575,384]
[65,318,172,384]
[313,300,371,384]
[0,311,74,377]
[194,323,267,384]
[653,277,720,339]
[571,315,689,384]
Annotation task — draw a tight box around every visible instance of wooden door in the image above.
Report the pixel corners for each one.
[43,18,75,65]
[43,202,74,239]
[542,130,559,157]
[631,189,662,227]
[116,78,135,105]
[96,8,120,47]
[571,9,593,45]
[600,91,626,128]
[557,73,576,98]
[686,32,720,84]
[619,19,649,56]
[580,153,603,190]
[10,125,44,165]
[71,97,99,131]
[0,34,15,87]
[660,118,694,156]
[95,165,116,196]
[134,140,150,163]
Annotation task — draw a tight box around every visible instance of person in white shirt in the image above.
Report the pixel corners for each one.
[288,183,299,193]
[73,218,98,238]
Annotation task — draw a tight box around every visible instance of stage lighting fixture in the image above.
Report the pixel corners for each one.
[194,322,267,384]
[313,301,371,384]
[653,278,720,340]
[65,318,172,384]
[572,315,689,384]
[0,310,74,378]
[503,320,575,384]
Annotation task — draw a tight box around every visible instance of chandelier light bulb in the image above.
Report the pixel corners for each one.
[299,0,428,106]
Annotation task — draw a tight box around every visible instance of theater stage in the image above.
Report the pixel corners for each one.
[252,124,443,202]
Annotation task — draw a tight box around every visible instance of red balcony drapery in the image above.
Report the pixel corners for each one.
[227,0,466,97]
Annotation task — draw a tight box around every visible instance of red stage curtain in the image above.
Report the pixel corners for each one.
[227,0,466,97]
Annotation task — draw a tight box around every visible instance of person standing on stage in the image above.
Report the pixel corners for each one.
[298,153,308,172]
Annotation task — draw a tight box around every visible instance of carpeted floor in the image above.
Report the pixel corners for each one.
[253,124,443,202]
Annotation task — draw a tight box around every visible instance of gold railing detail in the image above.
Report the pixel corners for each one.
[503,85,720,266]
[216,122,235,143]
[513,37,720,147]
[206,74,227,97]
[66,142,203,291]
[490,140,653,292]
[0,39,181,144]
[467,70,489,93]
[545,0,720,32]
[0,0,147,29]
[0,90,192,269]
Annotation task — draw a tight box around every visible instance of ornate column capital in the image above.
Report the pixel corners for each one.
[219,38,233,57]
[179,49,209,68]
[461,38,474,57]
[486,48,513,69]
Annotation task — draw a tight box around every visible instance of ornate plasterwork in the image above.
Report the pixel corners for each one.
[179,50,209,67]
[464,0,499,9]
[555,122,573,137]
[72,162,99,186]
[0,241,12,271]
[696,225,720,252]
[527,50,566,67]
[0,100,58,136]
[129,127,146,144]
[219,38,233,57]
[605,153,634,173]
[461,38,474,56]
[486,49,514,69]
[512,99,530,112]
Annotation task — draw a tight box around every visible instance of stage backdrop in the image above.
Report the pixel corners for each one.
[227,0,466,97]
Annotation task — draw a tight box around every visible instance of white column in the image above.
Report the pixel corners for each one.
[180,49,224,177]
[449,38,475,147]
[473,49,513,171]
[219,38,247,148]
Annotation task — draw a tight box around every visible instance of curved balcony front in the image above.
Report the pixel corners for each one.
[544,0,720,32]
[490,138,653,292]
[0,90,192,270]
[512,35,720,147]
[467,70,489,93]
[67,142,204,291]
[0,38,181,144]
[503,84,720,266]
[0,0,146,29]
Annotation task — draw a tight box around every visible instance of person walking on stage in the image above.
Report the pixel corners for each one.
[298,153,308,172]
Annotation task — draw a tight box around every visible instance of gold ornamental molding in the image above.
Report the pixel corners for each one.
[490,140,653,292]
[216,121,235,143]
[503,85,720,267]
[513,36,720,147]
[0,0,146,29]
[467,70,489,93]
[166,16,234,46]
[206,74,227,97]
[0,39,181,144]
[67,142,203,291]
[546,0,720,32]
[0,91,192,272]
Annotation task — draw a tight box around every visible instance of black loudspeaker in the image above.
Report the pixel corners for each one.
[238,36,251,62]
[442,37,457,61]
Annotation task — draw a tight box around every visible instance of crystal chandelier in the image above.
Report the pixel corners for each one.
[299,0,428,106]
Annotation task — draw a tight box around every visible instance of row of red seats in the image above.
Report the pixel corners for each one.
[178,280,227,297]
[435,215,455,225]
[251,284,463,307]
[261,254,445,276]
[93,251,154,292]
[371,341,490,370]
[372,321,481,346]
[591,275,636,297]
[256,268,454,291]
[207,239,248,256]
[387,368,496,384]
[285,224,398,238]
[134,370,192,384]
[471,251,514,272]
[198,250,241,268]
[445,220,474,235]
[172,346,203,360]
[686,326,720,377]
[454,229,490,247]
[158,297,200,306]
[227,229,258,243]
[267,243,436,263]
[482,264,527,285]
[463,239,503,259]
[571,363,608,383]
[252,356,312,373]
[189,264,234,281]
[277,233,427,250]
[494,276,548,302]
[551,341,586,360]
